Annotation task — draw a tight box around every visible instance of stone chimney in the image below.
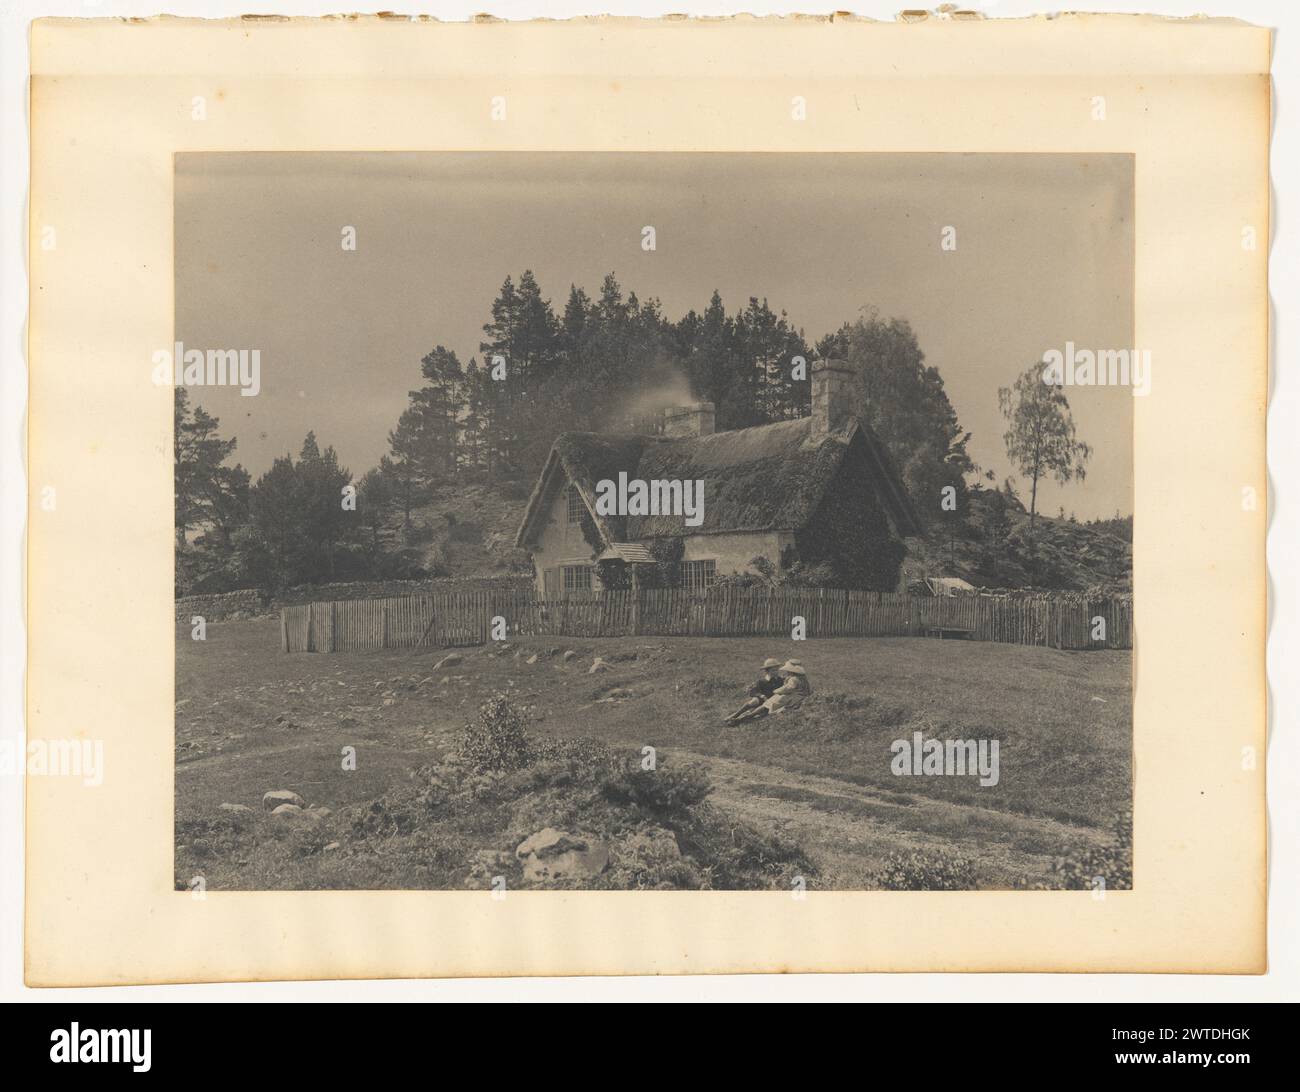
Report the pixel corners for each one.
[811,358,854,440]
[662,401,715,438]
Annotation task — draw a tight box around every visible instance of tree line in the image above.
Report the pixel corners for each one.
[176,269,1096,595]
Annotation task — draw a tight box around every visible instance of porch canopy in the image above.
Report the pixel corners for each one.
[596,543,655,565]
[595,543,657,590]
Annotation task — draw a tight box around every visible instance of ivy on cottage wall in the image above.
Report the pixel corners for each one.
[643,536,684,589]
[578,505,604,559]
[792,452,906,591]
[596,558,631,590]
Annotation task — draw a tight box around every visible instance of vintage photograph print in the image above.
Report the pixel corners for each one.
[172,151,1134,894]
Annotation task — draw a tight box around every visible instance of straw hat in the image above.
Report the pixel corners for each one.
[762,658,782,669]
[779,660,806,675]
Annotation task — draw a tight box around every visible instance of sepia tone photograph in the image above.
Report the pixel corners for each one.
[18,5,1279,1000]
[170,151,1136,893]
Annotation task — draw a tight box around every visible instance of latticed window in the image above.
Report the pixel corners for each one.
[566,485,584,524]
[681,559,717,592]
[563,565,593,595]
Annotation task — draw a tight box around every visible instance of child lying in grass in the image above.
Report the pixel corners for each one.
[727,660,812,724]
[723,658,784,723]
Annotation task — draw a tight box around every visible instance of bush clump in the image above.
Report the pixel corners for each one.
[602,758,713,817]
[873,848,977,890]
[457,694,533,773]
[672,807,815,890]
[1051,806,1132,891]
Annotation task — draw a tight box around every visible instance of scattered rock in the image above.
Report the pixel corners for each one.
[433,653,463,671]
[263,789,306,810]
[588,658,609,674]
[323,842,340,852]
[219,802,253,814]
[526,654,539,665]
[303,806,332,822]
[562,650,577,663]
[270,803,303,817]
[515,827,610,883]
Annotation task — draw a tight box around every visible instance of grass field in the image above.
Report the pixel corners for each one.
[175,619,1132,891]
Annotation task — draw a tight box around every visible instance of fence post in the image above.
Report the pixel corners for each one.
[280,609,288,653]
[328,601,336,653]
[381,606,389,649]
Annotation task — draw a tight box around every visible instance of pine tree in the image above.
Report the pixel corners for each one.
[174,388,248,550]
[385,408,428,524]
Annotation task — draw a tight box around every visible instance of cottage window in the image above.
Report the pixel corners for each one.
[566,485,585,524]
[563,564,593,595]
[681,559,717,593]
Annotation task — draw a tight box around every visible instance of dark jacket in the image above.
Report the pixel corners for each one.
[748,672,784,700]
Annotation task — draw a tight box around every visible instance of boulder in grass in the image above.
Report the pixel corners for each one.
[515,828,610,884]
[562,650,577,663]
[526,654,539,665]
[303,806,332,822]
[219,802,253,814]
[588,658,609,674]
[263,789,305,810]
[271,803,303,817]
[433,653,463,671]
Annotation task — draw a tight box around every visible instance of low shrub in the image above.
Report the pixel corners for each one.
[873,848,977,890]
[1051,806,1133,890]
[348,799,421,839]
[457,694,532,773]
[602,759,713,817]
[671,805,815,890]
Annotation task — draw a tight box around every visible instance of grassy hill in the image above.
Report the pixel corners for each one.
[391,477,533,580]
[906,488,1133,595]
[176,620,1131,891]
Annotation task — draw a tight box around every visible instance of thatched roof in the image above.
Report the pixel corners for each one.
[515,433,660,547]
[515,415,920,548]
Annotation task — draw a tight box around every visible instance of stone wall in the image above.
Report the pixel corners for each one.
[272,576,531,607]
[175,588,267,622]
[177,576,533,622]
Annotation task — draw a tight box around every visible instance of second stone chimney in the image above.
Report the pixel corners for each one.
[811,358,855,440]
[662,401,715,438]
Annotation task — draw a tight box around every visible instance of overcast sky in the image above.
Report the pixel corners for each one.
[176,151,1133,519]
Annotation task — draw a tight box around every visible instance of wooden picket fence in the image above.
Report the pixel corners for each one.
[281,588,1132,653]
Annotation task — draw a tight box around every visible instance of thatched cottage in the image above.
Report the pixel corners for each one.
[515,359,921,597]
